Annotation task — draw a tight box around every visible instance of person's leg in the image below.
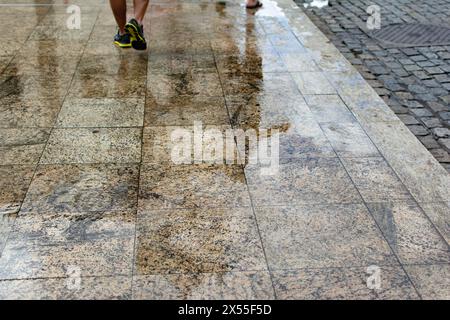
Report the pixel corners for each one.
[133,0,150,25]
[109,0,127,34]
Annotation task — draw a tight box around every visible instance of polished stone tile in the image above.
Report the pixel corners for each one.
[139,164,251,210]
[147,72,223,98]
[135,210,266,274]
[0,74,72,102]
[221,72,300,98]
[279,52,319,72]
[56,98,144,128]
[215,52,287,74]
[133,271,274,299]
[29,25,92,41]
[41,128,141,164]
[0,276,131,300]
[0,56,11,74]
[405,264,450,300]
[0,165,35,214]
[0,97,61,128]
[321,122,380,158]
[78,54,147,76]
[303,94,357,124]
[4,55,80,75]
[0,128,50,165]
[17,40,85,57]
[256,204,396,269]
[145,95,230,126]
[341,157,414,202]
[272,267,419,299]
[0,212,135,279]
[246,158,362,206]
[291,72,336,95]
[20,164,139,214]
[68,74,147,98]
[367,202,450,265]
[419,202,450,244]
[364,121,450,202]
[0,213,15,253]
[148,53,216,74]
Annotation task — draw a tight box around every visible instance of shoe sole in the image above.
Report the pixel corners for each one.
[114,41,132,48]
[125,23,147,50]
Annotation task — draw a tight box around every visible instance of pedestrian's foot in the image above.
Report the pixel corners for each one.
[125,18,147,51]
[114,31,132,48]
[246,0,263,9]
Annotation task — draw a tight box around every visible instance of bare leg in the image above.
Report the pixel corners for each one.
[133,0,150,25]
[109,0,127,34]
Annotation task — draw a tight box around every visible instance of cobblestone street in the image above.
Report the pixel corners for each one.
[299,0,450,172]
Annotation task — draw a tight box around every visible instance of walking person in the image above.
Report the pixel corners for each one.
[109,0,149,50]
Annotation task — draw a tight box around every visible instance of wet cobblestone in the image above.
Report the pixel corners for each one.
[298,0,450,172]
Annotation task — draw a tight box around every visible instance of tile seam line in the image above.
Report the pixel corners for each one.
[0,11,99,256]
[212,29,279,299]
[289,0,450,245]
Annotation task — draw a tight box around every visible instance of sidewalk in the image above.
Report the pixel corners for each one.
[0,0,449,299]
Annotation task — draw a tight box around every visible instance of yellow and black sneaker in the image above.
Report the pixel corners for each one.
[114,31,132,48]
[125,18,147,51]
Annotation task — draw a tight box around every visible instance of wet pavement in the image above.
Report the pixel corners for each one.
[0,0,449,299]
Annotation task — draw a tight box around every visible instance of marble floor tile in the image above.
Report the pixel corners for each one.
[135,209,266,274]
[68,74,147,98]
[0,97,61,128]
[255,204,396,269]
[0,165,35,214]
[133,272,274,299]
[419,202,450,245]
[0,128,50,165]
[0,276,131,300]
[56,98,144,128]
[272,266,419,300]
[303,94,357,124]
[405,264,450,300]
[77,54,148,76]
[20,164,139,214]
[145,95,230,126]
[0,212,135,279]
[367,202,450,265]
[246,158,362,206]
[139,164,251,210]
[29,25,92,41]
[0,213,15,254]
[321,122,380,158]
[41,128,142,164]
[341,157,414,203]
[279,53,319,72]
[291,72,336,95]
[147,72,223,98]
[215,52,288,74]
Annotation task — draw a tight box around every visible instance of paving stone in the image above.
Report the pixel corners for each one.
[432,128,450,139]
[407,124,429,136]
[398,114,419,125]
[410,108,433,117]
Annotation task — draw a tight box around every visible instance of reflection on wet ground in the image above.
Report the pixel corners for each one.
[0,0,449,299]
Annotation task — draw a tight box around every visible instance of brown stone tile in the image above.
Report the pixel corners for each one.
[77,54,147,76]
[134,209,266,274]
[0,165,35,214]
[405,264,450,300]
[368,202,450,265]
[246,158,362,206]
[341,157,414,202]
[4,55,80,75]
[20,164,139,214]
[139,164,251,210]
[133,272,274,299]
[0,128,50,165]
[41,128,142,164]
[256,204,396,269]
[0,276,131,300]
[0,212,135,279]
[272,266,419,299]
